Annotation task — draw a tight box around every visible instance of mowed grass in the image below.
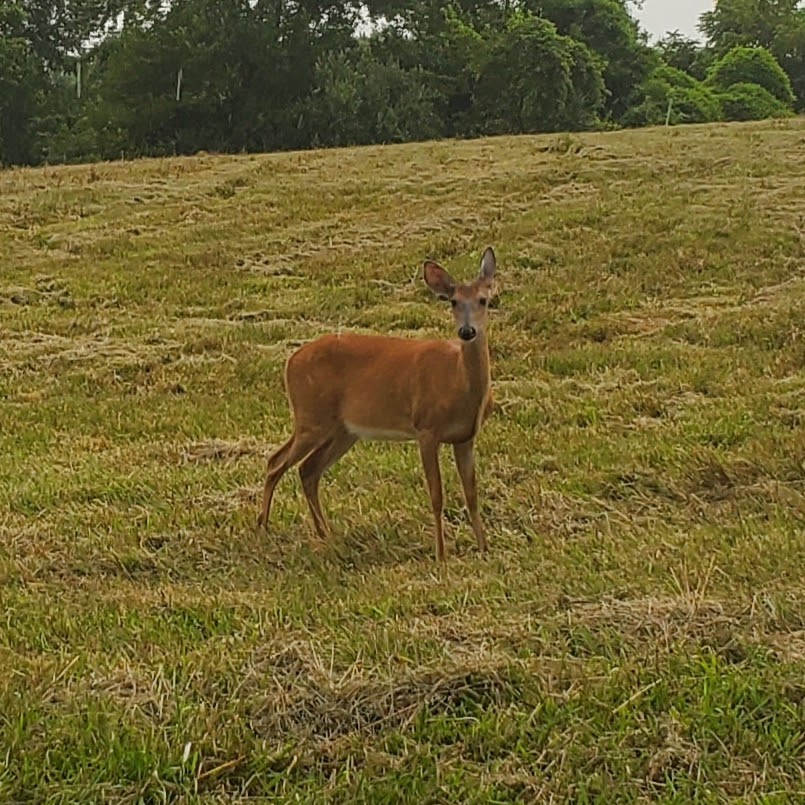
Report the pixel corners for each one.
[1,119,804,802]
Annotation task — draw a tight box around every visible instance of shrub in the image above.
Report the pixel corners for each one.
[718,82,794,121]
[674,83,724,124]
[707,46,794,106]
[622,66,722,127]
[653,64,700,91]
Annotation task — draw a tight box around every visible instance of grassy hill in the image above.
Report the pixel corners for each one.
[1,120,804,802]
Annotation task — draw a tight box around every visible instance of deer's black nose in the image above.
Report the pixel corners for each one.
[458,326,476,341]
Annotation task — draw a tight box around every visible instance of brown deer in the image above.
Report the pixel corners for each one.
[257,247,497,561]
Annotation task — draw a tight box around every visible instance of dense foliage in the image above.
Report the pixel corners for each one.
[700,0,805,109]
[717,80,794,119]
[622,65,724,128]
[706,44,795,104]
[0,0,802,165]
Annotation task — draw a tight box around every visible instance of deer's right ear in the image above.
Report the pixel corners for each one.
[424,260,456,300]
[479,247,496,283]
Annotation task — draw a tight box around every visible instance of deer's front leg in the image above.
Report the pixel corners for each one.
[453,439,487,553]
[417,434,445,562]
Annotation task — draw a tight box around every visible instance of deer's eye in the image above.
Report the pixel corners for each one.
[450,299,457,308]
[479,298,488,307]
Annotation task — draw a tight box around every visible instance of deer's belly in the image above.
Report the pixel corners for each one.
[345,422,414,442]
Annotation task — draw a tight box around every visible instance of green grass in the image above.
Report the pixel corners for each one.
[1,119,804,802]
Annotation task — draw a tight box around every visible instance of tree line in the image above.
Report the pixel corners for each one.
[1,0,803,166]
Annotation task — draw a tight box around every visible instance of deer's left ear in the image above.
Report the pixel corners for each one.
[479,247,496,284]
[424,260,456,300]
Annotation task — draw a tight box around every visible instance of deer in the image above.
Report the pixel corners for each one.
[257,247,498,561]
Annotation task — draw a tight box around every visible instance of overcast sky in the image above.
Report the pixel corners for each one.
[634,0,716,42]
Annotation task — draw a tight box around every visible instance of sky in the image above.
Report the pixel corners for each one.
[634,0,716,42]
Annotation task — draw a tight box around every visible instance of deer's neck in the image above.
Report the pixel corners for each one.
[459,333,491,402]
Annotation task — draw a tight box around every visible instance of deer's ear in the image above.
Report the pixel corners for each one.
[424,260,456,300]
[479,247,496,284]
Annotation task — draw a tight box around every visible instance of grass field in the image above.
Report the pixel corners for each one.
[1,119,804,802]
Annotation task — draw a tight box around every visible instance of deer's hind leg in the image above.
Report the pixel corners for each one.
[298,428,357,540]
[258,429,326,529]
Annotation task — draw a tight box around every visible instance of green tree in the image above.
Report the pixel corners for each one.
[0,2,47,164]
[699,0,801,54]
[75,0,361,158]
[303,45,444,147]
[655,32,715,81]
[361,3,499,137]
[20,0,153,67]
[699,0,805,109]
[527,0,657,121]
[364,0,506,32]
[473,12,605,134]
[706,45,795,105]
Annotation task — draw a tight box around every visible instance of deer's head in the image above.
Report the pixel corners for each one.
[424,247,496,343]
